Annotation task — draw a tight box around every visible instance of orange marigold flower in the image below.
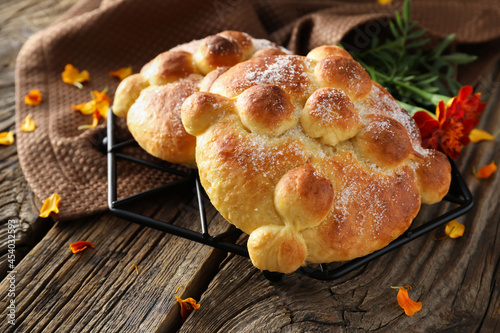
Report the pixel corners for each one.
[413,86,486,159]
[72,89,111,129]
[62,64,90,89]
[469,129,495,143]
[445,220,465,238]
[377,0,393,4]
[475,161,497,179]
[175,296,200,321]
[0,131,14,145]
[70,240,95,254]
[455,85,486,131]
[391,286,422,316]
[39,193,61,218]
[109,66,133,80]
[25,90,42,106]
[20,114,37,132]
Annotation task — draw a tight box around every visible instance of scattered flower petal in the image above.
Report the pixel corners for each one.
[392,286,422,316]
[62,64,90,89]
[72,89,111,129]
[70,241,95,254]
[445,220,465,238]
[20,114,37,132]
[132,264,139,275]
[24,90,42,106]
[0,131,14,145]
[72,100,95,115]
[109,66,132,80]
[175,296,200,321]
[175,285,184,294]
[469,129,495,143]
[39,193,61,218]
[475,161,497,179]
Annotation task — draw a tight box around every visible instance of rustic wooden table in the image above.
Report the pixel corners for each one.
[0,0,499,332]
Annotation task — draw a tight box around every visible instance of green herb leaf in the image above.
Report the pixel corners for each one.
[440,53,477,65]
[348,0,476,111]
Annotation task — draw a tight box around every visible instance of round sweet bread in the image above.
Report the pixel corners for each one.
[112,31,290,168]
[181,46,452,273]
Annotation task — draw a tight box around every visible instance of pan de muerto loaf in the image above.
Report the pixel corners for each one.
[181,46,452,273]
[112,31,289,167]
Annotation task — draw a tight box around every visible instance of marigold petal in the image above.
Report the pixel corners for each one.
[20,114,37,132]
[476,161,497,179]
[445,220,465,238]
[24,90,42,106]
[95,100,110,119]
[72,101,96,115]
[78,110,101,130]
[457,85,473,102]
[92,89,111,103]
[377,0,393,4]
[62,64,90,88]
[109,66,133,80]
[395,287,422,316]
[39,193,61,218]
[0,131,15,145]
[69,240,95,253]
[469,129,495,143]
[412,111,439,139]
[175,296,200,320]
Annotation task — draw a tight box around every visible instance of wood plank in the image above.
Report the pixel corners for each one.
[0,0,81,280]
[0,186,232,332]
[180,66,500,332]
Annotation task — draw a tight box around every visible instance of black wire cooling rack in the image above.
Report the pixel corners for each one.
[105,108,474,281]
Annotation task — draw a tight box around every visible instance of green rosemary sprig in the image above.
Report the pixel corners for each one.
[346,0,476,114]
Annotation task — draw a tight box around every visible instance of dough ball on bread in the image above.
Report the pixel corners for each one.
[181,47,452,273]
[113,31,290,167]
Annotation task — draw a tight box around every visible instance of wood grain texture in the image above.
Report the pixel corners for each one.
[0,186,231,332]
[0,0,81,280]
[180,66,500,332]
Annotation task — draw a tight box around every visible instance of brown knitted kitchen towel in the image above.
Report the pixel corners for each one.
[15,0,500,221]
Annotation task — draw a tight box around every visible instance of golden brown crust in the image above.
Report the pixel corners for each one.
[303,157,421,262]
[194,35,243,75]
[235,85,298,136]
[141,51,197,85]
[199,66,230,92]
[354,114,413,168]
[127,76,200,167]
[209,55,315,105]
[181,91,233,136]
[301,87,361,146]
[314,56,372,101]
[306,45,353,61]
[113,31,289,167]
[112,74,149,118]
[218,31,254,59]
[274,164,334,230]
[412,150,452,204]
[247,225,307,274]
[251,48,289,58]
[182,50,451,273]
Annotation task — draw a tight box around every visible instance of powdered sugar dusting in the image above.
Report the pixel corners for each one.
[226,128,309,179]
[252,38,292,54]
[308,89,348,124]
[356,84,429,157]
[241,56,311,93]
[332,157,399,237]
